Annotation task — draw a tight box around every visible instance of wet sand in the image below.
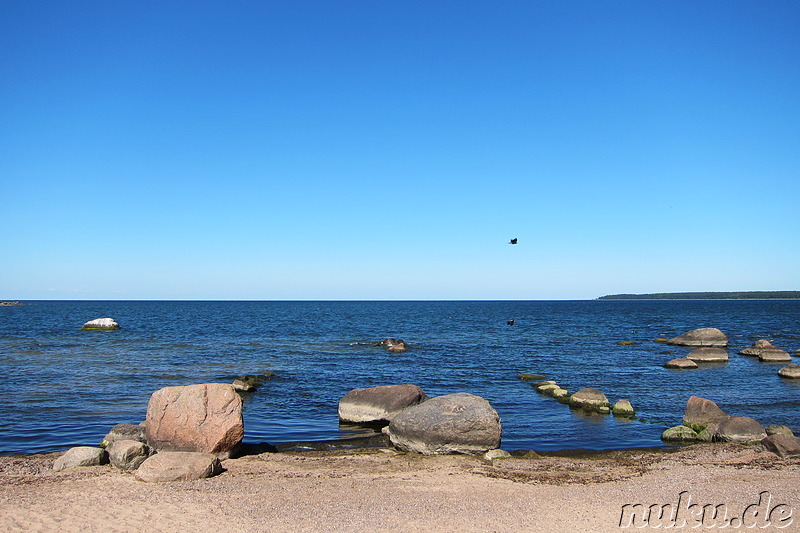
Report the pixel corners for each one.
[1,443,798,532]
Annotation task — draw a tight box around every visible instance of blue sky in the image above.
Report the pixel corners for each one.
[2,1,798,300]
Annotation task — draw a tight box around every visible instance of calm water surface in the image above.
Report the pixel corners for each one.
[1,300,798,454]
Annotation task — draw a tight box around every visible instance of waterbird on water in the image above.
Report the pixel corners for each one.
[509,238,518,244]
[507,319,515,326]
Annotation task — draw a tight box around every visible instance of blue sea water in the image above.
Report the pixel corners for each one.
[1,300,798,455]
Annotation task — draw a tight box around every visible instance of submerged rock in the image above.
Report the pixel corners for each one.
[667,328,728,347]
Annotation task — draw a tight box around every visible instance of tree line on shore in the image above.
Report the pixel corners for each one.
[597,291,800,300]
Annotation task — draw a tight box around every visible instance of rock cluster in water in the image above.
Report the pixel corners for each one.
[661,395,800,456]
[525,378,635,418]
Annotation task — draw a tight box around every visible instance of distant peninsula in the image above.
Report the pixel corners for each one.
[597,291,800,300]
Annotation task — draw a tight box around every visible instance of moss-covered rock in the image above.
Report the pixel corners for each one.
[661,425,700,443]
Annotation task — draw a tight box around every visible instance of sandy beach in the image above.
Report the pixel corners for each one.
[2,443,798,532]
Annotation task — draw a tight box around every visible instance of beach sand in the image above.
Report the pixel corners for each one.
[1,443,798,532]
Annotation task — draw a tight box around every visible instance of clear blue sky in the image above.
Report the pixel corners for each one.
[2,1,798,300]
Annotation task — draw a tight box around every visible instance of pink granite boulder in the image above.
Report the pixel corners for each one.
[145,383,244,459]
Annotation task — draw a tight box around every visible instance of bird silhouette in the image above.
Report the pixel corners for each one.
[508,238,518,245]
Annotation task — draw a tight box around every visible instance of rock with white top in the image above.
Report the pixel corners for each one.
[81,318,120,330]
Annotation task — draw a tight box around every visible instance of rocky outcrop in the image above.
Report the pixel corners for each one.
[145,383,244,459]
[100,423,146,447]
[338,384,428,423]
[664,358,698,369]
[714,416,766,444]
[686,347,729,363]
[778,364,800,379]
[134,452,222,482]
[568,388,610,414]
[81,318,120,330]
[53,446,108,471]
[107,439,150,471]
[667,328,728,347]
[761,434,800,458]
[386,393,501,455]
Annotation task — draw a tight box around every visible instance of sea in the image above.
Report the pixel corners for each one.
[1,300,798,455]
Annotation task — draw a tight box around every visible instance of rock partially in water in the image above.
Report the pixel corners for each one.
[665,358,698,369]
[686,347,728,363]
[81,317,120,330]
[612,399,635,418]
[232,373,274,392]
[145,383,244,459]
[759,348,792,363]
[739,339,776,357]
[667,328,728,347]
[568,388,610,414]
[683,395,729,432]
[338,384,428,424]
[778,364,800,379]
[661,425,699,443]
[518,373,546,382]
[387,392,501,455]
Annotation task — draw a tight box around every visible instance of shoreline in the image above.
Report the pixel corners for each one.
[2,443,798,532]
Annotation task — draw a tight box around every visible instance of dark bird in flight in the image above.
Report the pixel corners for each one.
[509,238,518,245]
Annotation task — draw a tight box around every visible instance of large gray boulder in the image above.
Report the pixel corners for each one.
[53,446,108,471]
[387,393,501,455]
[686,347,729,363]
[338,384,428,423]
[682,396,728,432]
[667,328,728,347]
[134,452,222,482]
[568,388,610,414]
[81,318,120,330]
[107,439,150,471]
[145,383,244,459]
[761,434,800,458]
[714,416,766,444]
